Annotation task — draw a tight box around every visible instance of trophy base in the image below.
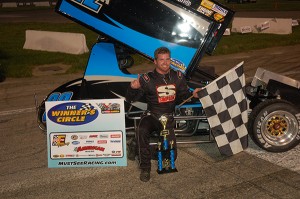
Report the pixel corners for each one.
[157,168,178,174]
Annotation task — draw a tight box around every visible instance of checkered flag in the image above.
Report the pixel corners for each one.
[197,62,248,156]
[79,103,93,114]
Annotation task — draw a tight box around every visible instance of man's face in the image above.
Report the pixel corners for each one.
[154,53,171,74]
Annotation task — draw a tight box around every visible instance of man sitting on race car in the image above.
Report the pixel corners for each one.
[126,47,201,182]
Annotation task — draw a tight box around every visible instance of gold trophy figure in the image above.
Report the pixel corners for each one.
[157,115,178,174]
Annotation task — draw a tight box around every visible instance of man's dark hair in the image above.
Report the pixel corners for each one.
[154,47,171,60]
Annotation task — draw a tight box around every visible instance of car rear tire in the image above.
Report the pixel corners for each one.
[248,99,300,152]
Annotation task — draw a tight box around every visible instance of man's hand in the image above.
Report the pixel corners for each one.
[192,88,202,98]
[130,74,141,89]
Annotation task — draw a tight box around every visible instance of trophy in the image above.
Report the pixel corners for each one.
[157,115,178,174]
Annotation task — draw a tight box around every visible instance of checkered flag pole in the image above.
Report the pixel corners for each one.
[197,62,248,156]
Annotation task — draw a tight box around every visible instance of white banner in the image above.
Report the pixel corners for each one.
[23,30,89,54]
[46,99,127,168]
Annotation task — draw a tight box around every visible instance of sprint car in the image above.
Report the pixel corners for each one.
[36,0,299,152]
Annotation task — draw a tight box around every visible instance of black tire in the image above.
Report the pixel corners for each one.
[248,99,300,152]
[37,100,47,132]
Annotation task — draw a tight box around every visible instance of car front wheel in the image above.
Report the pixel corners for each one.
[248,99,300,152]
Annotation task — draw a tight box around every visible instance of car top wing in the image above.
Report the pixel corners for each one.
[55,0,234,78]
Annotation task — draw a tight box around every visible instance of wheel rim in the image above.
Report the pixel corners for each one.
[261,111,298,146]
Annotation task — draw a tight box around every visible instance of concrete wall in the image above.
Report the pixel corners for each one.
[23,30,89,55]
[232,17,293,35]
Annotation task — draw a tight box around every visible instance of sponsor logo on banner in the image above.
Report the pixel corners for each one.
[97,103,121,114]
[170,58,186,71]
[100,134,109,138]
[75,146,105,152]
[292,19,299,26]
[79,135,88,139]
[241,26,252,34]
[110,140,121,143]
[48,102,99,126]
[258,21,270,31]
[89,135,98,138]
[111,154,122,156]
[71,135,78,140]
[111,134,121,138]
[52,135,70,147]
[97,140,108,144]
[72,141,80,145]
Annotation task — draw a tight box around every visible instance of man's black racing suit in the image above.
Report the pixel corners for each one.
[125,69,192,170]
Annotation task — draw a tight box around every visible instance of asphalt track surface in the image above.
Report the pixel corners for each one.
[0,8,300,199]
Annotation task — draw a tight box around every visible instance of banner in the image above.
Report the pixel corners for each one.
[46,99,127,168]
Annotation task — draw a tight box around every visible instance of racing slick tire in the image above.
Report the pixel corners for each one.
[248,99,300,152]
